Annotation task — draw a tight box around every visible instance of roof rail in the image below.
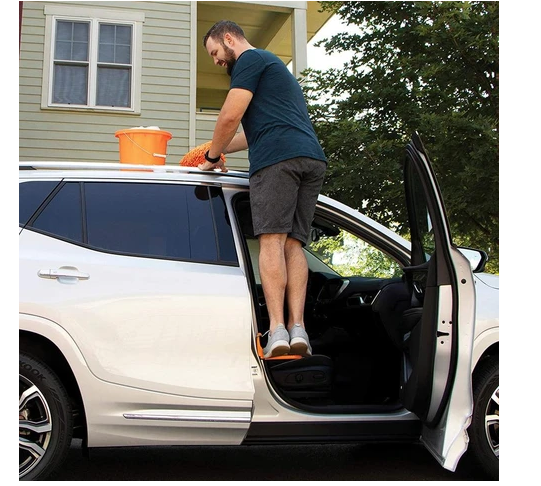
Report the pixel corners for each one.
[18,161,250,179]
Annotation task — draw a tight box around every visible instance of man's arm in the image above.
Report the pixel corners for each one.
[225,131,248,154]
[199,88,252,171]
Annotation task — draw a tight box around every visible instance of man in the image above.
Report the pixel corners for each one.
[199,20,327,358]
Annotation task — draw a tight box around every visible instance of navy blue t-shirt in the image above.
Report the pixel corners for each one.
[229,49,327,176]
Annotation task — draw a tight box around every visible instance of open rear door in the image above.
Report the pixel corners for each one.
[401,133,476,471]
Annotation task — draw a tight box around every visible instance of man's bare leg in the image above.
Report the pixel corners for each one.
[258,233,288,334]
[284,237,308,331]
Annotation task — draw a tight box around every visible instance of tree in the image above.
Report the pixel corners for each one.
[303,1,499,273]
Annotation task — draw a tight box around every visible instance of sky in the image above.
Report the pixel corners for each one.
[307,13,359,70]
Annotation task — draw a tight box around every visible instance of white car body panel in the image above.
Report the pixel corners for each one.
[471,274,499,368]
[20,229,254,400]
[19,313,253,446]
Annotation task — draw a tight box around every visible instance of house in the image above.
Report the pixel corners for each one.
[19,1,333,171]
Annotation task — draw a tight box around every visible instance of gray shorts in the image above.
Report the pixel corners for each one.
[249,157,326,245]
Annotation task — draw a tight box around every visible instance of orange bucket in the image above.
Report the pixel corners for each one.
[115,127,172,166]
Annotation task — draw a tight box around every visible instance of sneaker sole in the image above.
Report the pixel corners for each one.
[290,338,312,357]
[264,340,290,358]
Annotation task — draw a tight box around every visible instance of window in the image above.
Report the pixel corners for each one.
[19,180,61,227]
[406,162,437,263]
[31,182,83,243]
[43,5,144,112]
[26,181,238,265]
[308,222,403,279]
[209,187,238,264]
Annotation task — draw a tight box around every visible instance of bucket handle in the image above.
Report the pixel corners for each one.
[120,131,168,159]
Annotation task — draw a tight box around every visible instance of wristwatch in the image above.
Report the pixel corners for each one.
[204,150,221,164]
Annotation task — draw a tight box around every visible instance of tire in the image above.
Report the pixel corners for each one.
[468,356,499,479]
[19,352,73,480]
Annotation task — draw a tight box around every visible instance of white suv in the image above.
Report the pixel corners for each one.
[19,133,499,480]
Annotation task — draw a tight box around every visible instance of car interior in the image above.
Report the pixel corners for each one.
[233,194,424,415]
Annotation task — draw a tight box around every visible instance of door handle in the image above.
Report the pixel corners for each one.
[38,267,90,281]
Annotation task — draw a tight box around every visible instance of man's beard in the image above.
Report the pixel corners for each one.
[223,44,236,76]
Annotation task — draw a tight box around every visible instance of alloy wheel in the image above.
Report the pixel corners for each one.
[19,374,53,478]
[485,385,499,457]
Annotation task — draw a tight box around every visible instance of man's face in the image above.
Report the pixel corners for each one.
[206,36,237,76]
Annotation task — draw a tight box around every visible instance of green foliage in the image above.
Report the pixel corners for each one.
[303,1,499,273]
[309,231,403,279]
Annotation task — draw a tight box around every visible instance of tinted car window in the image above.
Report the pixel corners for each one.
[210,186,238,264]
[84,182,221,263]
[31,182,83,242]
[19,180,61,226]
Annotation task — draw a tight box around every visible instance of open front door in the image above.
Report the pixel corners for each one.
[401,133,476,471]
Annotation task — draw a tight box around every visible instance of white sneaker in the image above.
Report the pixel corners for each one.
[263,324,290,358]
[289,324,312,357]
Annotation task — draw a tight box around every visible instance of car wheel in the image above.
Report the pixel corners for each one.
[469,356,499,479]
[19,352,73,480]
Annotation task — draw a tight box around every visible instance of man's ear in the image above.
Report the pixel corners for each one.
[224,32,234,46]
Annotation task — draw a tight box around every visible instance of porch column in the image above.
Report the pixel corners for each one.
[291,7,307,78]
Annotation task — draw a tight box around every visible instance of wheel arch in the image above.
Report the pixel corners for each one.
[472,328,499,371]
[472,341,498,382]
[20,330,87,440]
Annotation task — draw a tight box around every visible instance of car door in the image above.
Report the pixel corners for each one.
[19,178,254,445]
[401,133,476,471]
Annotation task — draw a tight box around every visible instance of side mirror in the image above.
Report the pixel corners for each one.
[458,247,488,273]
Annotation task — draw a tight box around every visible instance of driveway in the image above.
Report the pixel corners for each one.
[49,440,494,481]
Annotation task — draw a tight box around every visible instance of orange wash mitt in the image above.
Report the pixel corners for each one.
[180,141,227,167]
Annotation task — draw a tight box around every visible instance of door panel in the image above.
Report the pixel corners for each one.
[20,230,254,400]
[403,133,475,470]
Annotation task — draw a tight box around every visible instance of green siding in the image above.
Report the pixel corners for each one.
[19,1,193,165]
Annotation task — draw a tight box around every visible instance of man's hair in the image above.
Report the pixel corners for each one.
[203,20,245,47]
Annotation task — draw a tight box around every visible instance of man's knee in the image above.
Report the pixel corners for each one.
[259,233,288,252]
[284,236,303,255]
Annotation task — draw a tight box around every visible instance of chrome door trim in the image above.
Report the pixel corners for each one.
[123,409,251,424]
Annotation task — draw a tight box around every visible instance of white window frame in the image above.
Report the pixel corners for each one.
[41,4,144,114]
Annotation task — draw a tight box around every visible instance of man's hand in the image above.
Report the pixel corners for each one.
[198,159,228,172]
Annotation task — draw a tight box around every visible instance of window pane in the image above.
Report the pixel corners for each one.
[85,183,218,262]
[72,42,89,62]
[96,67,131,107]
[55,41,72,61]
[53,64,88,104]
[100,24,115,45]
[189,187,218,262]
[308,226,402,279]
[19,181,61,226]
[32,183,83,242]
[115,45,131,65]
[56,20,74,41]
[55,21,88,61]
[408,165,436,261]
[116,25,132,45]
[210,187,238,264]
[99,44,114,64]
[73,22,89,42]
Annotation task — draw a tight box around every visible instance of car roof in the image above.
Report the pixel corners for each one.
[19,161,251,188]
